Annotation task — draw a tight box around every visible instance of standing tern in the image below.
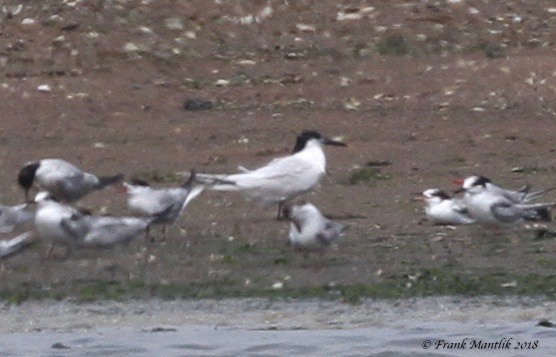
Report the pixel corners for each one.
[283,202,347,252]
[118,171,208,241]
[456,176,556,227]
[417,189,475,226]
[197,130,347,219]
[18,158,124,203]
[0,202,35,233]
[0,231,34,259]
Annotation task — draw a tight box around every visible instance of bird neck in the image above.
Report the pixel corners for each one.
[297,141,326,171]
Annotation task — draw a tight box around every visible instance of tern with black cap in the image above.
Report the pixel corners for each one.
[197,130,347,219]
[17,158,124,203]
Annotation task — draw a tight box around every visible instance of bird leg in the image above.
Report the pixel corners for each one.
[160,225,167,242]
[45,243,54,259]
[276,201,288,221]
[145,226,155,244]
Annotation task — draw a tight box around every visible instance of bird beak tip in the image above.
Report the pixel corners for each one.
[324,137,347,147]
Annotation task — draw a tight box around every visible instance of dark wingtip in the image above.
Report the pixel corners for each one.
[98,173,125,188]
[533,207,552,222]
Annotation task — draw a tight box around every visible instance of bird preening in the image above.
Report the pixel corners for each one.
[17,158,124,203]
[4,131,556,264]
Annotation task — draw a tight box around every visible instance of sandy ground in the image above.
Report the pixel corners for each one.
[0,1,554,296]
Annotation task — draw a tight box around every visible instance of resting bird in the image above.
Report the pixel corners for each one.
[0,202,35,233]
[456,176,556,227]
[283,202,347,252]
[418,188,475,226]
[197,130,346,219]
[0,231,34,259]
[18,158,124,203]
[454,175,556,204]
[59,213,161,248]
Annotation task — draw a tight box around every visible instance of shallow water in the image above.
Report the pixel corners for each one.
[0,297,554,356]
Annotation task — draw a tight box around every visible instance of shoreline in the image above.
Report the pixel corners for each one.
[1,295,553,333]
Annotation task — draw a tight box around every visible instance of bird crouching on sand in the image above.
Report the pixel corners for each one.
[456,175,556,227]
[0,231,34,259]
[417,188,475,226]
[59,211,169,249]
[0,202,35,233]
[282,202,347,253]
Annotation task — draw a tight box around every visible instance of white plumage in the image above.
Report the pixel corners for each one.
[0,231,34,259]
[420,189,475,226]
[459,176,556,227]
[197,131,346,218]
[0,202,35,233]
[284,203,346,251]
[18,158,123,202]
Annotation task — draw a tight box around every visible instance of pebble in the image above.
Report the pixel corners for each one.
[21,18,36,26]
[37,84,52,92]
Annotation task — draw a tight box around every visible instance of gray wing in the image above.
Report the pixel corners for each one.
[83,218,147,247]
[490,203,524,223]
[319,220,346,244]
[0,231,34,259]
[59,213,90,239]
[55,172,88,201]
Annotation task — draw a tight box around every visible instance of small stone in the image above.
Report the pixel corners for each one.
[37,84,52,92]
[337,12,363,21]
[21,18,36,26]
[501,280,517,288]
[537,319,554,328]
[272,282,284,290]
[237,59,256,65]
[123,42,140,52]
[165,17,184,31]
[295,23,316,32]
[3,4,22,17]
[183,99,213,111]
[184,31,197,39]
[51,342,70,350]
[214,79,230,87]
[61,22,79,31]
